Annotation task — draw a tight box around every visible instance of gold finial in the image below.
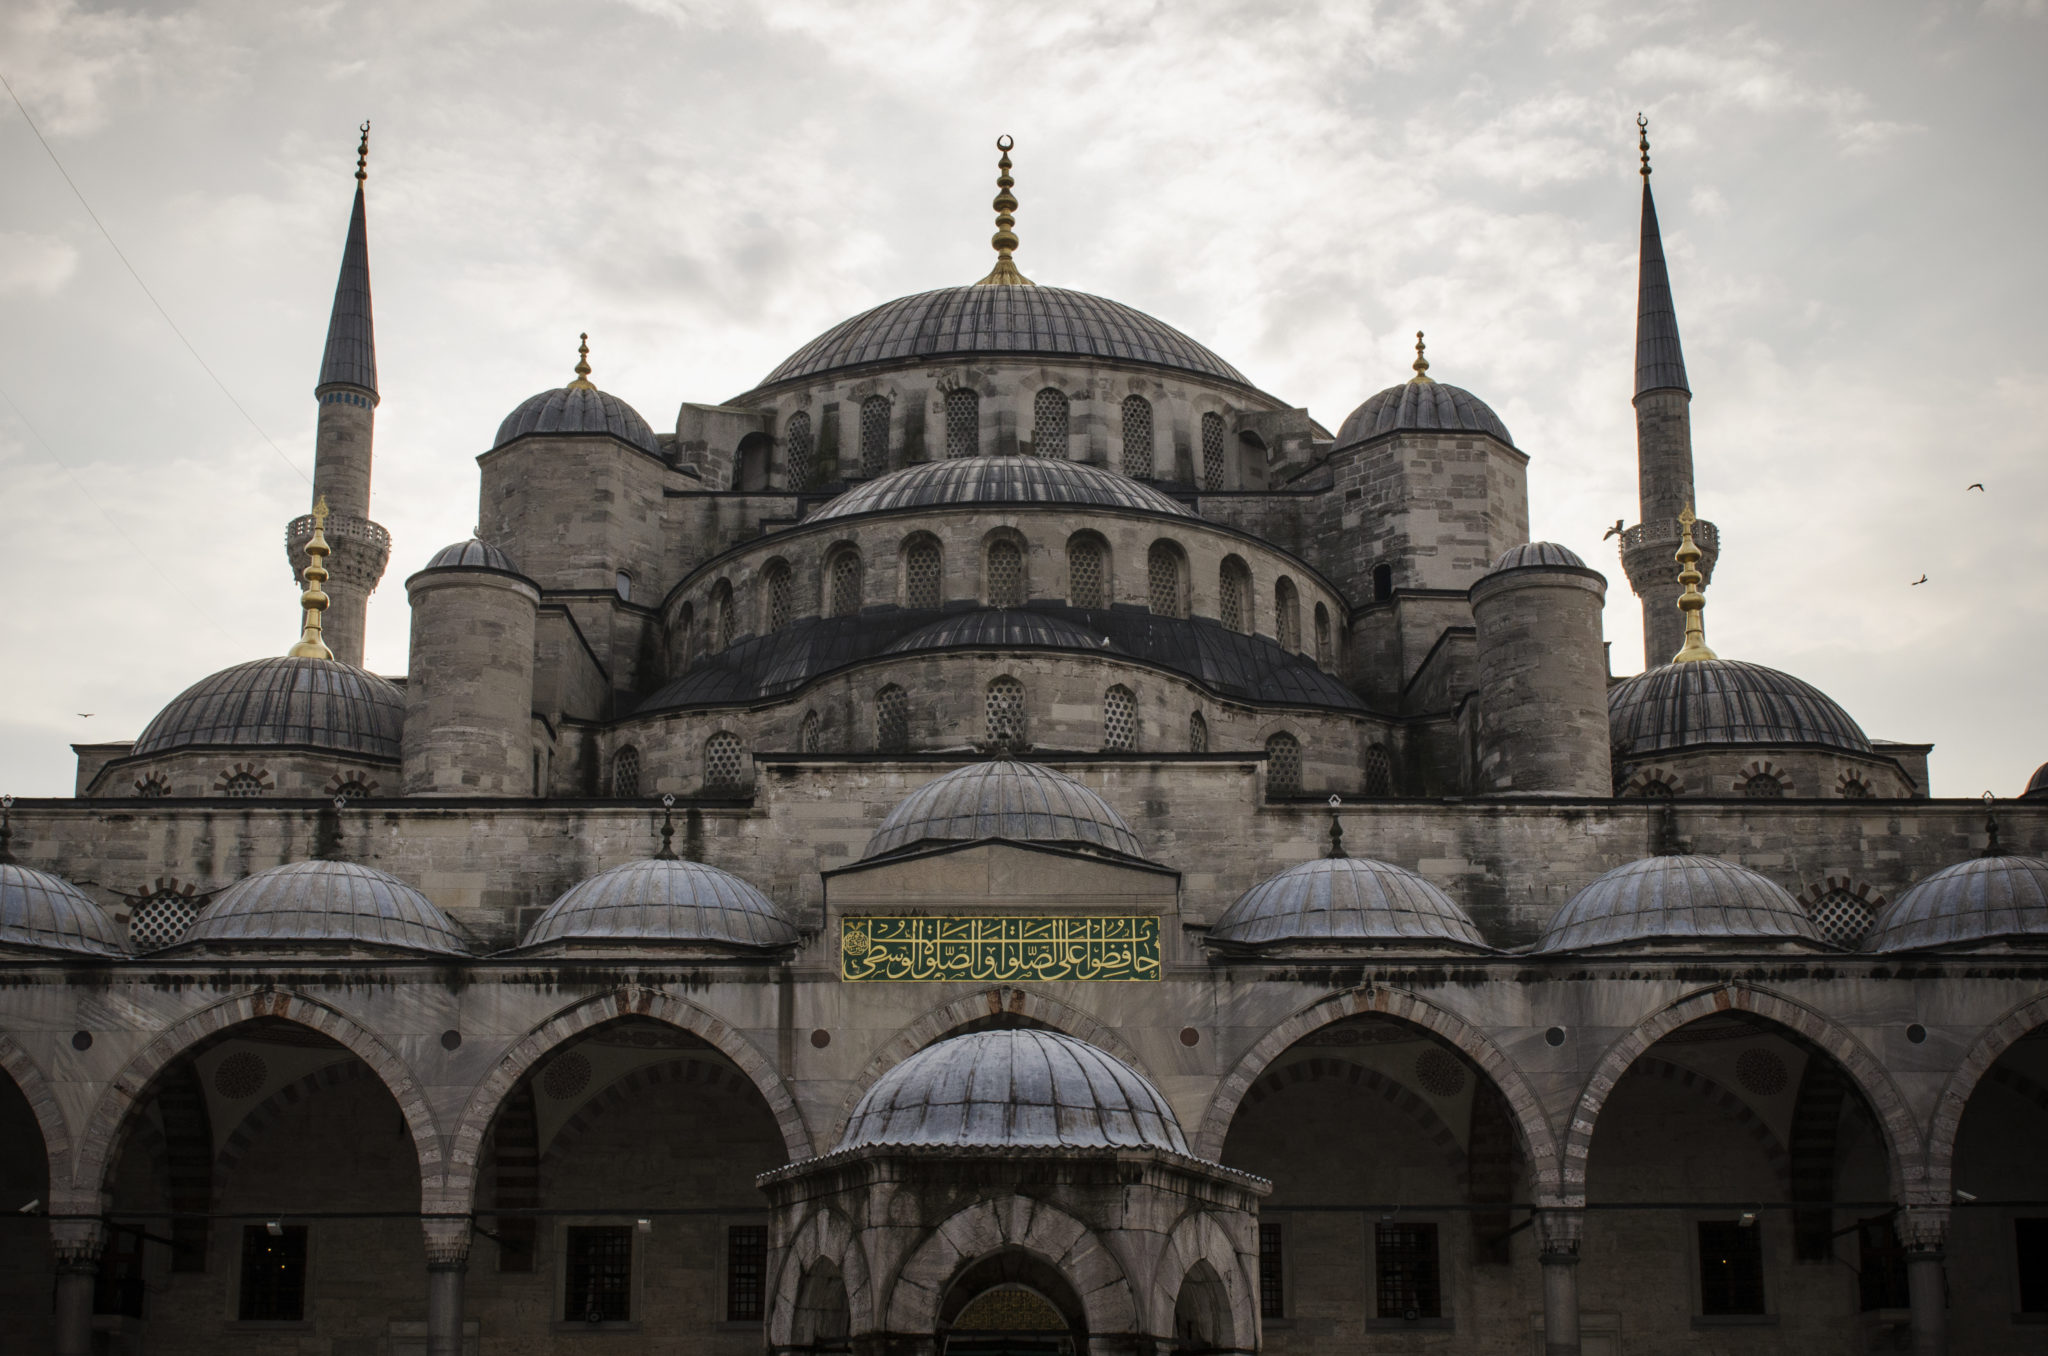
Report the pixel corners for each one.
[1411,330,1433,384]
[356,120,370,183]
[1637,113,1650,178]
[289,497,334,660]
[975,135,1035,286]
[1670,503,1718,664]
[567,333,595,390]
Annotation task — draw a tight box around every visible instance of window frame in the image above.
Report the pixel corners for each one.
[231,1222,312,1327]
[1691,1216,1774,1325]
[1368,1219,1449,1330]
[725,1221,770,1324]
[553,1219,642,1333]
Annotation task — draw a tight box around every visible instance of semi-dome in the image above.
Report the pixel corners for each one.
[175,860,468,955]
[421,538,519,573]
[493,382,659,457]
[1608,658,1871,759]
[1863,856,2048,953]
[1209,857,1489,951]
[884,610,1114,656]
[2025,763,2048,800]
[752,285,1252,392]
[808,456,1194,523]
[132,657,405,761]
[863,761,1144,861]
[1535,855,1823,953]
[1334,376,1513,449]
[838,1028,1188,1154]
[518,857,797,952]
[0,863,126,957]
[1489,542,1586,573]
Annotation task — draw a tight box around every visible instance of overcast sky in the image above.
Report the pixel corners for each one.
[1,0,2044,800]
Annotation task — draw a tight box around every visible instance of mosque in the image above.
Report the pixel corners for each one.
[3,120,2047,1356]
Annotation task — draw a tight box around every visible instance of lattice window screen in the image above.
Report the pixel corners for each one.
[1148,544,1186,617]
[129,891,197,950]
[222,773,265,798]
[1840,778,1873,800]
[1102,686,1137,751]
[1807,888,1874,946]
[1275,580,1301,651]
[876,685,909,753]
[766,564,793,631]
[715,584,736,649]
[1364,744,1393,798]
[1068,538,1104,609]
[985,677,1025,748]
[786,411,814,488]
[800,711,822,754]
[703,733,744,790]
[1121,396,1154,478]
[612,747,640,797]
[1188,711,1209,753]
[987,540,1024,607]
[945,389,980,458]
[1743,773,1785,798]
[905,538,941,609]
[1032,388,1069,457]
[829,552,863,617]
[333,779,370,802]
[1266,733,1301,796]
[1219,560,1250,633]
[858,396,889,477]
[1314,605,1332,667]
[1201,412,1227,490]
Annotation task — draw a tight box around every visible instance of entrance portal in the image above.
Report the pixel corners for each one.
[944,1285,1074,1356]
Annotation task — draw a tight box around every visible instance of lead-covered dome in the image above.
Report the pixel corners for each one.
[0,863,126,957]
[1863,856,2048,953]
[421,538,519,573]
[884,610,1114,656]
[1608,659,1871,759]
[838,1029,1188,1154]
[2024,763,2048,800]
[808,456,1194,523]
[753,286,1252,391]
[1334,377,1513,448]
[1209,857,1489,951]
[1489,542,1586,573]
[1535,855,1823,953]
[863,761,1144,861]
[493,382,658,456]
[174,860,468,955]
[133,657,405,760]
[518,858,797,953]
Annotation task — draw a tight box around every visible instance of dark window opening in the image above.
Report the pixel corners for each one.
[565,1225,634,1323]
[1697,1220,1766,1316]
[2018,1218,2048,1314]
[728,1225,768,1322]
[1375,1222,1440,1320]
[1858,1216,1910,1311]
[1372,563,1394,602]
[1258,1222,1284,1319]
[238,1223,308,1322]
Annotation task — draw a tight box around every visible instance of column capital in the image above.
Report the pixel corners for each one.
[1895,1203,1951,1255]
[423,1214,473,1267]
[1536,1206,1584,1260]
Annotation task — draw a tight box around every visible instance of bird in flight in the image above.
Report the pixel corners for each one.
[1911,574,1929,586]
[1967,483,1985,492]
[76,713,92,718]
[1602,519,1625,540]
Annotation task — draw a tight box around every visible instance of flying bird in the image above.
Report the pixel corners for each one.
[1968,483,1985,492]
[76,713,92,719]
[1911,574,1929,586]
[1602,519,1625,540]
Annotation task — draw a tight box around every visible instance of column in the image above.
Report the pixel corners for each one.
[1536,1207,1583,1356]
[423,1215,471,1356]
[50,1208,106,1356]
[1897,1205,1949,1356]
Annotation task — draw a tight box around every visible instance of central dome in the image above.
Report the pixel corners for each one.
[863,760,1144,860]
[1608,658,1870,758]
[752,285,1252,391]
[133,657,405,760]
[808,456,1194,523]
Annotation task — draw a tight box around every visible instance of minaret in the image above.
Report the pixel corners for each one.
[287,120,391,668]
[1618,115,1717,669]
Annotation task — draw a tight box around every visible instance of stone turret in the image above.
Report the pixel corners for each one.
[1618,117,1716,668]
[287,122,391,668]
[1469,543,1611,796]
[402,541,538,796]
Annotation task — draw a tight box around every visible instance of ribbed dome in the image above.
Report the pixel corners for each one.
[808,456,1194,523]
[133,657,405,760]
[519,858,797,952]
[1334,378,1513,448]
[753,286,1252,391]
[177,860,468,955]
[1489,542,1586,573]
[422,538,519,573]
[0,863,125,957]
[2025,763,2048,800]
[1535,855,1823,953]
[1863,856,2048,953]
[493,384,659,456]
[1209,857,1488,950]
[838,1029,1188,1154]
[884,610,1113,656]
[863,761,1144,861]
[1608,659,1871,758]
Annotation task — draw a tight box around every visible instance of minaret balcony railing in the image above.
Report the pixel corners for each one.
[287,512,391,591]
[1618,517,1716,556]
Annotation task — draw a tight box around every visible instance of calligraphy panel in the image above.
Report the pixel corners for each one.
[839,915,1160,982]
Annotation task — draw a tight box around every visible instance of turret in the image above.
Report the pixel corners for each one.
[1469,543,1611,796]
[402,540,539,796]
[287,122,392,668]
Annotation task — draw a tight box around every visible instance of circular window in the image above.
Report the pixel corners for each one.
[1735,1048,1790,1097]
[214,1051,269,1100]
[1413,1047,1468,1098]
[542,1052,593,1101]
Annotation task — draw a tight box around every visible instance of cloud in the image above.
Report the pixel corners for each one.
[0,231,79,295]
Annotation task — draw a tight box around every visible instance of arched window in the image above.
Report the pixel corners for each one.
[703,732,744,791]
[1219,556,1252,634]
[876,685,909,753]
[827,548,863,618]
[1032,388,1069,457]
[133,774,169,798]
[612,746,641,797]
[986,539,1024,608]
[1363,744,1393,798]
[945,388,980,458]
[1237,431,1267,489]
[1121,395,1154,478]
[903,535,942,609]
[713,580,736,649]
[1274,577,1300,651]
[1314,603,1332,668]
[1148,541,1188,618]
[221,770,267,798]
[858,396,889,478]
[129,887,197,950]
[1188,710,1209,753]
[1201,412,1227,490]
[800,711,822,754]
[1067,534,1106,609]
[1840,777,1873,800]
[1372,563,1394,603]
[676,602,696,671]
[985,676,1026,750]
[1265,732,1301,797]
[1634,778,1676,799]
[1103,685,1137,751]
[615,570,633,602]
[1742,771,1785,799]
[785,410,814,488]
[763,559,794,632]
[334,777,372,802]
[735,432,770,491]
[1806,888,1875,946]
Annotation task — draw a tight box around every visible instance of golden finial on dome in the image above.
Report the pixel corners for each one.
[975,135,1035,287]
[1411,330,1434,384]
[356,120,370,184]
[288,497,335,660]
[1637,113,1651,179]
[1670,503,1718,664]
[567,333,595,390]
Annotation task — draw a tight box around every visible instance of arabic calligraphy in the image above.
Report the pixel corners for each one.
[839,915,1160,983]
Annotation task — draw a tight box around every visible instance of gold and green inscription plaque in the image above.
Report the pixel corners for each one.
[839,915,1160,982]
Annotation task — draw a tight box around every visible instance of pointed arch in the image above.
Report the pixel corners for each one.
[769,1206,876,1346]
[1151,1209,1257,1348]
[0,1033,70,1184]
[884,1195,1138,1336]
[1927,992,2048,1198]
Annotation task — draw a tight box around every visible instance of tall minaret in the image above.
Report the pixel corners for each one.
[1618,114,1717,669]
[287,121,391,668]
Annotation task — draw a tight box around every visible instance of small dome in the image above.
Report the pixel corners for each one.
[177,860,468,955]
[884,610,1114,656]
[863,761,1144,861]
[493,384,659,456]
[2024,763,2048,800]
[519,858,797,952]
[1209,857,1488,950]
[422,539,519,573]
[1535,855,1823,953]
[1863,856,2048,953]
[808,457,1194,523]
[838,1029,1188,1154]
[133,657,405,761]
[1489,542,1586,573]
[1334,378,1513,449]
[1608,658,1871,759]
[0,863,125,957]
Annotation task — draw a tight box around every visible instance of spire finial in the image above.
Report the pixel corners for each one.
[1411,330,1433,384]
[288,497,335,660]
[657,794,678,861]
[0,793,14,865]
[975,135,1035,287]
[568,333,595,391]
[356,120,370,184]
[1326,794,1346,858]
[1982,791,2004,858]
[1670,503,1718,664]
[1637,113,1650,178]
